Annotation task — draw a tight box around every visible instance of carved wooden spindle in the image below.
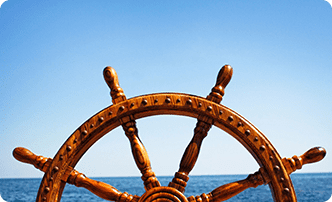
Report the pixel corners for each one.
[67,170,140,202]
[169,65,233,192]
[188,170,265,202]
[187,147,326,202]
[104,66,160,190]
[122,120,161,190]
[206,65,233,103]
[282,147,326,175]
[12,147,52,172]
[13,147,139,202]
[103,66,126,104]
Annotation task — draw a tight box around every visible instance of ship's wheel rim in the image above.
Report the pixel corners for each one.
[36,92,296,202]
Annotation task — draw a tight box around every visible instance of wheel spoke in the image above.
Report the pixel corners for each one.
[13,147,140,202]
[186,147,326,202]
[168,119,212,193]
[104,66,160,190]
[12,66,327,201]
[282,147,326,175]
[169,65,233,193]
[122,120,161,190]
[187,170,266,202]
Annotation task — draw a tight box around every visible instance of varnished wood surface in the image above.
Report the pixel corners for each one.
[13,146,326,202]
[13,147,140,202]
[104,66,160,190]
[169,65,232,193]
[121,120,161,190]
[12,65,326,202]
[188,147,326,202]
[282,147,326,175]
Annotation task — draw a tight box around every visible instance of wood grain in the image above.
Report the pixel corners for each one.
[187,147,326,202]
[13,147,140,202]
[11,65,327,202]
[104,66,160,190]
[169,65,233,192]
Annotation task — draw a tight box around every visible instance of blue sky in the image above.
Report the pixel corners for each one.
[0,1,331,179]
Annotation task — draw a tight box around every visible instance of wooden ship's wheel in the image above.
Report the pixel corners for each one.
[13,65,326,202]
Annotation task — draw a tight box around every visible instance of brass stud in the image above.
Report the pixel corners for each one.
[254,137,259,142]
[44,187,50,193]
[90,124,94,128]
[108,111,113,116]
[81,130,88,136]
[73,138,77,143]
[165,98,171,103]
[42,197,47,201]
[53,166,59,172]
[119,106,125,110]
[280,177,285,182]
[283,188,290,193]
[198,102,202,107]
[176,98,181,103]
[245,130,251,136]
[228,116,234,121]
[59,155,63,160]
[67,145,72,151]
[207,106,212,111]
[274,165,280,172]
[186,99,192,105]
[130,103,135,107]
[260,145,266,151]
[142,99,148,105]
[50,177,53,181]
[154,99,158,103]
[98,117,104,122]
[269,156,273,160]
[237,122,243,127]
[219,110,223,115]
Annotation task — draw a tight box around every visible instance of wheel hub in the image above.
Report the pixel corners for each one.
[139,187,188,202]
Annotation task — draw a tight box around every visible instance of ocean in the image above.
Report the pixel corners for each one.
[0,173,331,202]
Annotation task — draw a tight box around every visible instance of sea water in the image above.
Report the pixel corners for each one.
[0,173,331,202]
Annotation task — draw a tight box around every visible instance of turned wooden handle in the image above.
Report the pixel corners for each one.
[282,147,326,174]
[189,147,327,202]
[67,170,139,202]
[104,67,160,190]
[207,65,233,103]
[13,147,37,164]
[103,66,126,104]
[210,171,264,202]
[13,147,51,172]
[188,170,264,202]
[300,147,326,165]
[68,170,121,200]
[170,65,233,193]
[13,147,139,202]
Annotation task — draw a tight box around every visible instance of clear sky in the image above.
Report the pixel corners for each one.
[0,1,331,179]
